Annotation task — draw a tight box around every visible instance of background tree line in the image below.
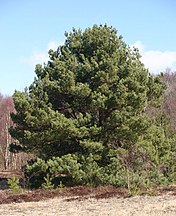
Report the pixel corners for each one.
[0,94,32,170]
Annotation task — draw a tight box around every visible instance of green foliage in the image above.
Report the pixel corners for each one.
[57,181,65,192]
[23,154,125,188]
[23,135,175,190]
[8,176,22,193]
[23,158,48,189]
[42,174,54,190]
[24,150,172,190]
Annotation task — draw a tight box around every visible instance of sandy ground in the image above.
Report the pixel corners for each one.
[0,195,175,216]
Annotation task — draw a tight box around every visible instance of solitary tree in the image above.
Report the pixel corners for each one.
[10,25,164,162]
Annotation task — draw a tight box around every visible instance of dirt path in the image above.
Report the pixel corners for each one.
[0,195,175,216]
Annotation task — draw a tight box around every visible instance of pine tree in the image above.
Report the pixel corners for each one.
[10,24,164,161]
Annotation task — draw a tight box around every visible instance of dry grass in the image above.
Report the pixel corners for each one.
[0,186,127,204]
[0,186,175,216]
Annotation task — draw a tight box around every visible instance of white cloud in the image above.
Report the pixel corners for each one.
[131,41,176,74]
[21,40,62,68]
[142,51,176,74]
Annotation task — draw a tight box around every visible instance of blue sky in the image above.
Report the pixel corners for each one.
[0,0,176,95]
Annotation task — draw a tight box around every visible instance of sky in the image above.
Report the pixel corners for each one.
[0,0,176,95]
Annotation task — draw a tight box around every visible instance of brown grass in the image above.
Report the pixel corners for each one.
[0,185,175,205]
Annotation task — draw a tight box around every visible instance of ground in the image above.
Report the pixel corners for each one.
[0,186,175,216]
